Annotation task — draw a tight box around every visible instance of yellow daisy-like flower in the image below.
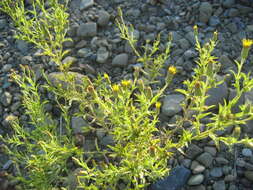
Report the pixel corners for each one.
[112,84,120,92]
[168,66,177,75]
[155,102,161,109]
[121,80,131,87]
[242,39,253,48]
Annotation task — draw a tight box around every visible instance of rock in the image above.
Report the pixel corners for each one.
[236,158,246,167]
[16,39,29,54]
[215,157,229,165]
[196,152,214,168]
[183,49,197,60]
[244,171,253,182]
[1,92,12,107]
[77,48,90,58]
[209,16,220,27]
[101,134,115,146]
[225,174,236,182]
[2,114,17,128]
[62,56,77,67]
[219,55,233,70]
[151,166,190,190]
[80,0,94,10]
[178,38,190,51]
[97,10,110,27]
[96,47,109,63]
[0,19,6,30]
[188,185,206,190]
[210,167,223,178]
[191,161,206,174]
[242,148,253,157]
[71,116,88,134]
[204,147,217,157]
[223,0,235,8]
[226,22,238,33]
[199,2,213,23]
[213,180,226,190]
[185,31,196,45]
[2,160,12,170]
[187,174,204,186]
[205,77,228,108]
[111,53,129,67]
[77,22,97,37]
[186,144,203,159]
[246,25,253,32]
[162,94,184,117]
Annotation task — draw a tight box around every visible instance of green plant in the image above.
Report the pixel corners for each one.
[0,0,71,71]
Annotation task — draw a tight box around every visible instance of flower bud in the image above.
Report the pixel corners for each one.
[194,81,202,96]
[103,73,110,83]
[87,85,96,97]
[193,25,198,36]
[133,66,141,79]
[145,87,153,99]
[241,39,253,60]
[137,79,145,92]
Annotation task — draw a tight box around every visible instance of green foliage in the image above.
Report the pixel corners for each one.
[0,0,71,71]
[1,3,253,190]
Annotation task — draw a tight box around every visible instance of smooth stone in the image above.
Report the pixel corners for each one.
[244,171,253,182]
[16,39,29,54]
[178,38,190,50]
[162,94,184,117]
[191,161,206,174]
[196,152,214,168]
[199,2,213,23]
[151,166,191,190]
[0,19,6,30]
[97,10,110,27]
[80,0,94,10]
[186,144,203,159]
[223,0,235,8]
[210,167,223,178]
[71,116,88,134]
[1,92,12,107]
[101,135,115,146]
[77,22,97,37]
[209,16,220,26]
[96,47,109,63]
[215,157,229,165]
[2,160,12,170]
[77,48,90,58]
[111,53,128,67]
[242,148,253,157]
[187,174,204,186]
[213,180,226,190]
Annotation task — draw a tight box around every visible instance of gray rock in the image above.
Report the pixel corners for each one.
[96,129,106,139]
[226,22,238,33]
[219,55,233,70]
[16,39,29,54]
[204,147,217,157]
[215,157,229,165]
[71,116,88,134]
[191,161,206,174]
[186,144,203,159]
[151,166,191,190]
[62,56,77,66]
[196,152,214,168]
[0,19,6,30]
[188,185,206,190]
[1,64,12,73]
[77,48,90,58]
[205,77,228,108]
[162,94,184,117]
[236,158,245,167]
[246,25,253,32]
[242,148,253,157]
[77,22,97,37]
[2,160,12,170]
[97,10,110,27]
[187,174,204,186]
[96,47,109,63]
[184,49,197,60]
[1,92,12,107]
[199,2,213,23]
[213,181,226,190]
[223,0,235,8]
[210,167,223,178]
[80,0,94,10]
[101,134,115,146]
[245,171,253,182]
[178,38,190,51]
[209,16,220,27]
[185,32,196,45]
[112,53,129,67]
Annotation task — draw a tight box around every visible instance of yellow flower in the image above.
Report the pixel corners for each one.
[242,39,253,48]
[193,25,198,36]
[168,66,177,75]
[155,102,161,109]
[121,80,131,87]
[112,84,120,92]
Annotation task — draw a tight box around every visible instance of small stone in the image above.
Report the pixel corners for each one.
[226,22,238,33]
[246,25,253,32]
[1,92,12,107]
[77,48,90,58]
[97,10,110,27]
[223,0,235,8]
[96,47,109,63]
[242,148,253,157]
[199,2,213,23]
[187,174,204,186]
[219,55,233,70]
[178,38,190,51]
[101,135,115,146]
[77,22,97,37]
[222,166,232,175]
[62,56,77,66]
[80,0,94,10]
[204,147,217,157]
[16,39,29,54]
[215,157,229,165]
[186,144,203,159]
[162,94,184,117]
[210,167,223,178]
[151,166,190,190]
[191,161,206,174]
[112,53,129,67]
[224,174,236,182]
[236,158,245,167]
[71,116,88,134]
[2,160,12,170]
[213,180,226,190]
[183,49,197,60]
[196,152,214,168]
[0,19,6,30]
[244,171,253,182]
[188,185,206,190]
[1,64,12,73]
[208,16,220,27]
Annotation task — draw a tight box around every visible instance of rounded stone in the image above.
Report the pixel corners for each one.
[210,167,223,178]
[112,53,129,67]
[187,174,204,186]
[242,148,253,157]
[97,10,110,27]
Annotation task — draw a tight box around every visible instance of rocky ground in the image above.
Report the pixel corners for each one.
[1,0,253,189]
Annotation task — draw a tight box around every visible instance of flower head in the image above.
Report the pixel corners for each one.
[155,102,161,109]
[242,39,253,48]
[168,66,177,75]
[121,80,131,87]
[112,84,120,92]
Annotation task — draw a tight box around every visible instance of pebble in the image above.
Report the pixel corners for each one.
[212,180,226,190]
[215,157,229,165]
[204,147,217,157]
[1,64,12,73]
[187,174,204,186]
[186,144,203,159]
[196,152,214,168]
[223,0,235,8]
[242,148,253,157]
[199,2,213,23]
[97,10,110,27]
[0,19,6,30]
[96,47,109,63]
[2,160,12,170]
[71,116,88,134]
[77,22,97,37]
[1,92,12,107]
[244,171,253,182]
[16,39,29,54]
[101,134,115,146]
[162,94,184,117]
[79,0,94,11]
[77,48,90,58]
[236,158,246,167]
[210,167,223,178]
[151,166,190,190]
[111,53,129,67]
[191,161,206,174]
